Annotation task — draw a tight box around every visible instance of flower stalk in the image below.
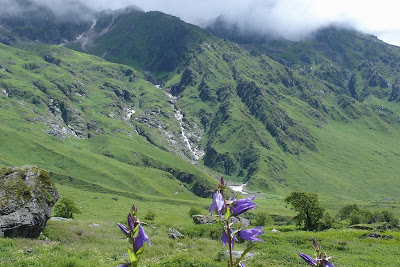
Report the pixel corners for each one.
[117,204,150,267]
[298,237,335,267]
[209,177,263,267]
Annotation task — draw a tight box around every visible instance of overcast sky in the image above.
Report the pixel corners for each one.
[37,0,400,46]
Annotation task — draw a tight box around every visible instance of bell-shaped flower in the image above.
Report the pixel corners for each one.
[298,253,317,266]
[209,190,225,217]
[237,262,245,267]
[238,226,264,242]
[117,222,130,236]
[127,214,135,231]
[231,195,257,216]
[134,225,151,251]
[221,228,238,248]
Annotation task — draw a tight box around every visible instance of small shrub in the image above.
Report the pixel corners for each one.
[178,224,221,240]
[254,211,273,226]
[144,209,156,221]
[53,198,81,219]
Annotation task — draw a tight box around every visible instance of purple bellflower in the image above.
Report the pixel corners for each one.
[135,225,151,251]
[298,253,317,266]
[221,228,238,248]
[128,214,135,231]
[238,262,245,267]
[238,226,264,242]
[117,204,151,267]
[209,190,225,217]
[117,222,130,236]
[299,238,335,267]
[231,195,257,216]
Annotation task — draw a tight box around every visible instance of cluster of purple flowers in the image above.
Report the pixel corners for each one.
[209,177,264,267]
[298,237,335,267]
[117,204,150,267]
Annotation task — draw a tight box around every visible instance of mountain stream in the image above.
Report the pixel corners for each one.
[157,85,205,163]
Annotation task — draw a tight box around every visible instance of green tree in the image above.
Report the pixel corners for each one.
[337,204,360,220]
[53,198,81,219]
[285,191,325,231]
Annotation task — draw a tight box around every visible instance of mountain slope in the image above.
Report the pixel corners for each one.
[0,42,217,200]
[1,5,400,206]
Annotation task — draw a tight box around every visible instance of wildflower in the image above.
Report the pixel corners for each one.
[238,226,264,242]
[117,222,130,236]
[127,214,135,231]
[231,195,257,216]
[209,190,225,217]
[299,238,335,267]
[134,225,151,251]
[117,203,151,267]
[238,262,245,267]
[298,253,317,266]
[221,228,238,248]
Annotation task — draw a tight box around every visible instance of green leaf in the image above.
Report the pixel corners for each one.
[225,207,231,221]
[128,248,138,263]
[233,244,255,266]
[214,215,224,226]
[132,224,140,238]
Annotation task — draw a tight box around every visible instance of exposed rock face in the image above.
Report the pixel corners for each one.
[0,166,59,238]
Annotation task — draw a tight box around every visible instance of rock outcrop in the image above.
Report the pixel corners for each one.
[0,166,59,238]
[192,214,251,227]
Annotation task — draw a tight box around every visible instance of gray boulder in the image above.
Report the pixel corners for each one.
[0,166,59,238]
[192,214,251,227]
[168,228,185,239]
[192,214,216,224]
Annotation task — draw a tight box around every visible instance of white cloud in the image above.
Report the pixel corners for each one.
[5,0,400,46]
[93,0,400,46]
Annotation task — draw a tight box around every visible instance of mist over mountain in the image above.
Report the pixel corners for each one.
[1,0,399,46]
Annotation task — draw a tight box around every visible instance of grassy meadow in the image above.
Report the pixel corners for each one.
[1,183,400,266]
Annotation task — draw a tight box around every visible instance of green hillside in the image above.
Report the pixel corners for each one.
[0,42,217,200]
[2,7,400,206]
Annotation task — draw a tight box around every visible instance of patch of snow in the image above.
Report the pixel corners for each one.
[229,184,248,195]
[1,89,8,97]
[124,107,135,121]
